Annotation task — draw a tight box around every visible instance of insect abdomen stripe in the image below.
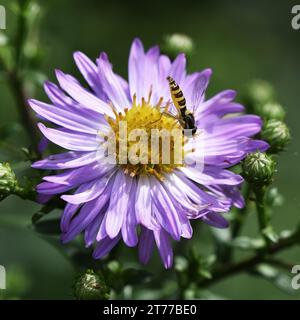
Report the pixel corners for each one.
[174,91,183,98]
[171,86,180,92]
[178,99,186,107]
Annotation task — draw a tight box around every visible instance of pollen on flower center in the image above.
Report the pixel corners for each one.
[104,93,185,180]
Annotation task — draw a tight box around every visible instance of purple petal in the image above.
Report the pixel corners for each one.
[93,234,121,259]
[128,40,161,104]
[169,53,186,84]
[84,213,105,247]
[135,176,153,229]
[208,184,245,209]
[105,171,132,238]
[245,139,269,153]
[122,178,138,247]
[157,54,172,101]
[55,69,114,116]
[158,55,171,78]
[195,89,237,117]
[60,202,80,233]
[174,171,232,213]
[200,102,244,120]
[42,163,105,186]
[163,174,201,214]
[73,51,106,100]
[97,52,130,111]
[44,81,108,124]
[201,138,269,168]
[37,123,99,151]
[178,212,193,239]
[180,166,243,186]
[150,178,182,240]
[36,193,52,204]
[154,228,173,269]
[37,163,107,196]
[44,80,74,107]
[61,193,109,243]
[38,136,49,153]
[203,89,237,107]
[202,212,229,229]
[37,181,73,195]
[29,99,101,134]
[190,69,212,108]
[128,38,145,102]
[32,151,97,170]
[202,115,263,140]
[143,46,160,104]
[97,211,108,241]
[61,171,114,204]
[138,227,154,265]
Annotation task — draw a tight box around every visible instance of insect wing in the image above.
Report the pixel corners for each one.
[191,72,209,111]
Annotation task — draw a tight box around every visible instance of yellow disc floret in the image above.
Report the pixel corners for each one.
[104,94,185,180]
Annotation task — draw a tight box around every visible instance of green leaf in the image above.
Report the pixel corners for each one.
[262,226,279,243]
[198,269,212,279]
[231,236,264,250]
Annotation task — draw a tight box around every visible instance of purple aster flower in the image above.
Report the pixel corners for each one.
[28,38,268,268]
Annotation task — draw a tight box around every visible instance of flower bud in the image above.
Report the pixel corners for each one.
[246,80,275,105]
[0,163,18,199]
[261,120,291,153]
[256,102,286,121]
[243,80,275,114]
[162,33,194,59]
[73,269,110,300]
[242,152,276,186]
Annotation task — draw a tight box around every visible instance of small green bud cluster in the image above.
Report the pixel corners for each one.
[261,120,291,154]
[0,163,18,200]
[73,269,110,300]
[243,80,290,154]
[244,80,275,114]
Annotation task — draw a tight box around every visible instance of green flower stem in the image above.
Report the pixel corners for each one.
[15,0,40,155]
[255,186,267,227]
[254,186,274,245]
[15,0,31,68]
[215,184,252,264]
[0,0,41,156]
[7,69,40,155]
[232,183,252,238]
[197,228,300,287]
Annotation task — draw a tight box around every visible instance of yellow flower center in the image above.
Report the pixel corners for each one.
[104,94,186,180]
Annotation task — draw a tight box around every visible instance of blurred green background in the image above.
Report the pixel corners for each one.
[0,0,299,299]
